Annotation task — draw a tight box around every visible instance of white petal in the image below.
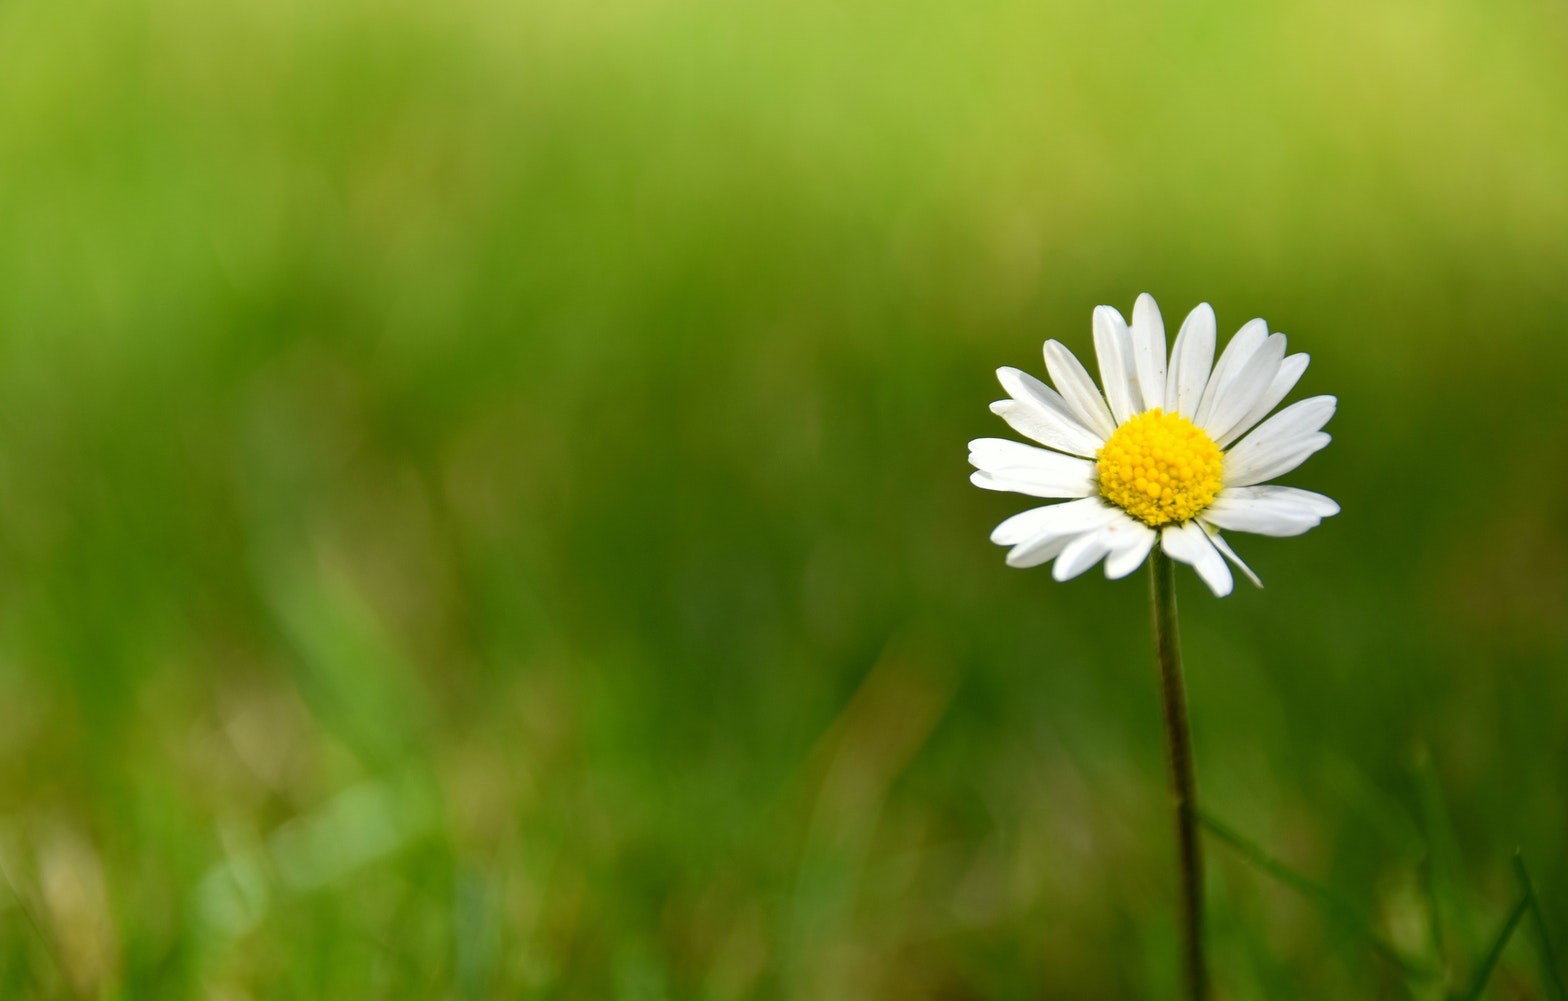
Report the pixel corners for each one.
[1093,306,1141,423]
[992,367,1105,458]
[1201,526,1263,588]
[1165,303,1216,419]
[1053,529,1116,581]
[968,442,1095,499]
[1202,498,1317,537]
[1161,521,1233,597]
[1259,485,1340,516]
[1043,340,1117,439]
[1193,318,1268,430]
[1007,533,1076,569]
[990,500,1098,545]
[1223,396,1336,486]
[1130,293,1168,413]
[1216,353,1310,448]
[1203,485,1339,536]
[1049,512,1154,581]
[990,497,1120,568]
[967,437,1097,487]
[1224,434,1331,487]
[1006,503,1123,568]
[1103,518,1158,579]
[1200,333,1286,443]
[971,471,1094,499]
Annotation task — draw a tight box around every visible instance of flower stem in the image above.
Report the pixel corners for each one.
[1149,545,1207,1000]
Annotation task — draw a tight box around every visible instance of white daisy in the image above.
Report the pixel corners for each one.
[969,293,1339,596]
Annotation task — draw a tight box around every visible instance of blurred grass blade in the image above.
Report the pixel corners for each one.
[785,638,954,995]
[0,842,67,988]
[1513,853,1566,1001]
[1198,809,1435,980]
[1414,744,1472,960]
[1458,894,1528,1001]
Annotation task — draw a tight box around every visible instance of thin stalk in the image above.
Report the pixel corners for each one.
[1513,852,1566,1001]
[1459,894,1528,1001]
[1149,546,1207,1000]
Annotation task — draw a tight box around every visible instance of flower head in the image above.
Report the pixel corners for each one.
[969,294,1338,596]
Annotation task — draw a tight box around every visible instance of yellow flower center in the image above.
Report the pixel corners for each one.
[1096,409,1224,527]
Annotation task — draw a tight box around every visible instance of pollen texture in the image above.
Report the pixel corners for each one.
[1096,409,1224,527]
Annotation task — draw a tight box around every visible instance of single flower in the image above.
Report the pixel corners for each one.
[969,293,1339,596]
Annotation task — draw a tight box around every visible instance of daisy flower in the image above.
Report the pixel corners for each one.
[969,293,1338,596]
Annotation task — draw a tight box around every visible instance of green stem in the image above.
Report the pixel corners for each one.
[1150,546,1207,1000]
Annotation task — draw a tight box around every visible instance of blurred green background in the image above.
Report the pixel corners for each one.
[1,0,1566,996]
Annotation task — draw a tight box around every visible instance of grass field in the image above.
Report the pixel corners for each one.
[2,0,1567,996]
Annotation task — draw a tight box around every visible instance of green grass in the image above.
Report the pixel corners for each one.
[1,0,1567,995]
